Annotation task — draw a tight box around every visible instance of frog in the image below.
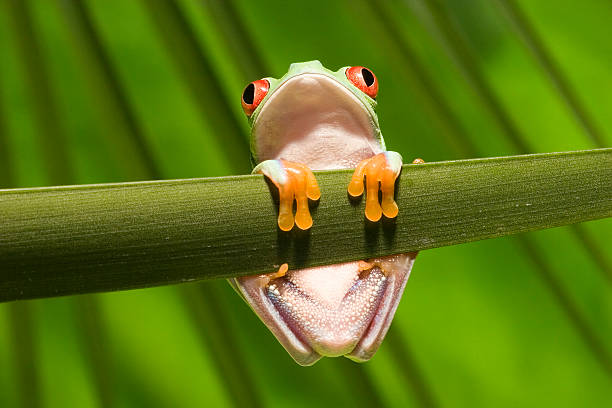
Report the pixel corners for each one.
[229,61,419,366]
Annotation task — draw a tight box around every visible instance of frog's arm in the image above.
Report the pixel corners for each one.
[253,159,320,231]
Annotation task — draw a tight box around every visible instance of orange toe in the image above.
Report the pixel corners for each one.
[268,263,289,279]
[348,159,368,197]
[277,179,295,231]
[381,165,399,218]
[365,162,383,221]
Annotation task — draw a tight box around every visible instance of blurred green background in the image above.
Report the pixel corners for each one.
[0,0,611,407]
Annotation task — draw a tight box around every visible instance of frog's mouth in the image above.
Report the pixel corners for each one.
[253,73,383,170]
[230,254,416,366]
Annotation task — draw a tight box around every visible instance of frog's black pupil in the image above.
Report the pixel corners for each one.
[243,83,255,104]
[361,68,374,87]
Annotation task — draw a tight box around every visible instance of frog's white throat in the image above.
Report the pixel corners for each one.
[253,73,383,170]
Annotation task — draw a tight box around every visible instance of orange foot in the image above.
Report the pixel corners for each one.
[268,263,289,279]
[348,152,403,222]
[253,159,320,231]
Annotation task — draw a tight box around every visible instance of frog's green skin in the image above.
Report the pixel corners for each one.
[230,61,415,366]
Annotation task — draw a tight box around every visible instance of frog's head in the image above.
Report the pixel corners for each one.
[241,60,385,169]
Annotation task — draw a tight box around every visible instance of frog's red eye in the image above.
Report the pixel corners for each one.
[241,79,269,116]
[346,66,378,99]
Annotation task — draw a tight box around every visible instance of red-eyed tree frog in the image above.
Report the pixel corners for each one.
[229,61,420,366]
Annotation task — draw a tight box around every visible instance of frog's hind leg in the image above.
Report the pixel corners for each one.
[347,252,418,363]
[253,159,320,231]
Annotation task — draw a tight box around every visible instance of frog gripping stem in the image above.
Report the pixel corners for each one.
[235,62,422,365]
[348,152,403,222]
[253,159,320,231]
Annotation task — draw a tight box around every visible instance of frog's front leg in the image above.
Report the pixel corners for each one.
[348,152,403,221]
[253,159,320,231]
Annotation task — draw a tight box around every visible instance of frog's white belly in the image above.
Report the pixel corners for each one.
[253,73,383,169]
[274,134,380,170]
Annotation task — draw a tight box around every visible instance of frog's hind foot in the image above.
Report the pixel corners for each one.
[348,152,403,222]
[253,159,320,231]
[268,263,289,280]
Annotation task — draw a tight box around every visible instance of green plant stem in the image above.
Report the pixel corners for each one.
[0,148,610,302]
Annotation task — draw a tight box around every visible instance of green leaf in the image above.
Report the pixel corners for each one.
[1,148,609,302]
